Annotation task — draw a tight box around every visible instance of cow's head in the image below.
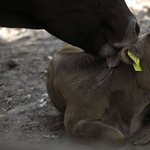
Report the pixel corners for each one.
[99,0,140,54]
[56,0,139,66]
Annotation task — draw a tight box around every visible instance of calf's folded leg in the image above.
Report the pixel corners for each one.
[65,118,125,146]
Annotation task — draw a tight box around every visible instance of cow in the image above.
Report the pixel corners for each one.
[46,31,150,146]
[0,0,139,63]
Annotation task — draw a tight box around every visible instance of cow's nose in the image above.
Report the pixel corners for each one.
[127,18,140,44]
[129,17,140,43]
[110,17,140,48]
[135,22,140,37]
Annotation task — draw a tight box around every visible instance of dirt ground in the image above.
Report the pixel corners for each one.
[0,0,150,150]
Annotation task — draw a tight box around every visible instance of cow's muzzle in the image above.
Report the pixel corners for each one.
[109,17,140,49]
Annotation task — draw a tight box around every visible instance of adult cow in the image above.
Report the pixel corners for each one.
[0,0,139,62]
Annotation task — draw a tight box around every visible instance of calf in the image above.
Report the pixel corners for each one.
[0,0,139,59]
[46,31,150,146]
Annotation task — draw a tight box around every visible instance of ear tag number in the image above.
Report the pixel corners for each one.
[127,50,142,71]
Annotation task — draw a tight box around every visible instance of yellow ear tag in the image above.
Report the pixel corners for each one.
[127,50,142,71]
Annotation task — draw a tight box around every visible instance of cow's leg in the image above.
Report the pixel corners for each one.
[64,115,125,146]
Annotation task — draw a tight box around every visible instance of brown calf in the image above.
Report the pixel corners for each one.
[46,32,150,146]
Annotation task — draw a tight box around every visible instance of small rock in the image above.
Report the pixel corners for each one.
[47,56,53,60]
[27,94,31,98]
[39,101,47,108]
[42,93,49,98]
[7,60,18,69]
[0,81,3,86]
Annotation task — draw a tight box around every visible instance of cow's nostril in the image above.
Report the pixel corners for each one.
[135,22,140,36]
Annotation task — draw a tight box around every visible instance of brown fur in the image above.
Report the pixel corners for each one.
[46,32,150,146]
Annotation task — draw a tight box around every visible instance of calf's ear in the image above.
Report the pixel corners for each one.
[118,44,143,64]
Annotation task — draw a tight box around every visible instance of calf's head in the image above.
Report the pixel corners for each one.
[119,31,150,89]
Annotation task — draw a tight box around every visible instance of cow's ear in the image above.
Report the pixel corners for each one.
[118,44,143,64]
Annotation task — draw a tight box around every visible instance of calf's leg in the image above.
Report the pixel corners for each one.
[64,116,125,146]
